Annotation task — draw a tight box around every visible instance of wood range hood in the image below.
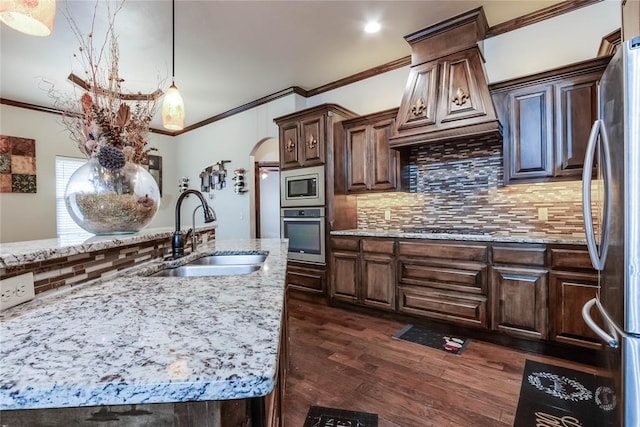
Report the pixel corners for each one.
[389,7,503,148]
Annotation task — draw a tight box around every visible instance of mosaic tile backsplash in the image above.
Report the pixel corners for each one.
[356,139,586,237]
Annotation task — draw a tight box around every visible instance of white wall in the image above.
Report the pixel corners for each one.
[174,95,300,240]
[0,1,621,243]
[483,1,621,83]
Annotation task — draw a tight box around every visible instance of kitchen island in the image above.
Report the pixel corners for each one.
[0,237,288,426]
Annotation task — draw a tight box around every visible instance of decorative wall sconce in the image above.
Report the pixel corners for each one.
[199,160,230,194]
[0,0,56,37]
[178,177,189,193]
[233,168,248,194]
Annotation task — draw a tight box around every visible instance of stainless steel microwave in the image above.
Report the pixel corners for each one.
[280,165,325,207]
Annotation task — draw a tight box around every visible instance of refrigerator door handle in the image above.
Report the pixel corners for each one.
[582,118,612,271]
[582,298,619,348]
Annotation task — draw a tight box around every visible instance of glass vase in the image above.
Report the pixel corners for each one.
[64,158,160,235]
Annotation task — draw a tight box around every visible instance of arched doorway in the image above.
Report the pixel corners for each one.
[250,137,280,238]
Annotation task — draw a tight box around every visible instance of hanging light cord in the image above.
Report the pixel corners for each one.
[171,0,176,85]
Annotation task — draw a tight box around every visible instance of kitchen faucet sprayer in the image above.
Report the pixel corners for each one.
[172,189,215,258]
[191,204,217,251]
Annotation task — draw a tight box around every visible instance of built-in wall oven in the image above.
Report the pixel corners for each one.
[280,165,325,207]
[280,207,325,264]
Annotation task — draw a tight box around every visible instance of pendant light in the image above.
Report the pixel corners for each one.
[0,0,56,36]
[162,0,185,131]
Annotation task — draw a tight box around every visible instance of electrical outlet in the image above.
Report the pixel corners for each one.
[0,272,35,311]
[384,210,391,221]
[538,207,549,221]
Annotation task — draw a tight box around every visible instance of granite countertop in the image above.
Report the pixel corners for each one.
[330,228,587,245]
[0,226,216,269]
[0,237,288,411]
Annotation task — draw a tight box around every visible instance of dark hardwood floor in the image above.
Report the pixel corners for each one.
[281,296,600,427]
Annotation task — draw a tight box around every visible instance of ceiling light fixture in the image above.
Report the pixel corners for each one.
[162,0,185,131]
[364,21,381,34]
[0,0,56,36]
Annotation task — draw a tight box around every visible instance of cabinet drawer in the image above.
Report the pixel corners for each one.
[492,246,546,267]
[549,247,594,270]
[331,237,359,252]
[398,241,487,262]
[362,239,395,255]
[398,260,487,294]
[398,286,488,328]
[287,264,325,294]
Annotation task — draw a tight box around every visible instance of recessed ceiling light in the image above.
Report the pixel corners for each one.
[364,21,381,34]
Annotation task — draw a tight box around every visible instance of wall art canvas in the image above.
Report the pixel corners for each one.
[0,135,37,193]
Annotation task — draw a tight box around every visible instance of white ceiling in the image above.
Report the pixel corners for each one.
[0,0,565,130]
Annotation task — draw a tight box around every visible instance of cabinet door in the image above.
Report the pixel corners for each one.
[362,254,395,311]
[279,122,300,169]
[330,250,359,303]
[491,266,548,339]
[439,49,491,124]
[394,61,439,134]
[506,84,554,183]
[370,118,397,191]
[554,73,599,178]
[345,124,369,192]
[300,115,325,167]
[549,271,602,349]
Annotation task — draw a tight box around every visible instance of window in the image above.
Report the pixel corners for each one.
[55,156,85,235]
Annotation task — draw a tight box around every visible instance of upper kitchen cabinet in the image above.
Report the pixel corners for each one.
[491,56,611,185]
[340,108,402,193]
[275,104,358,170]
[389,7,502,148]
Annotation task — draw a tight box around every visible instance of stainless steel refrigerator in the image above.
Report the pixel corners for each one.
[582,35,640,427]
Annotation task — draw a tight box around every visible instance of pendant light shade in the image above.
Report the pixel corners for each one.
[162,0,184,131]
[0,0,56,37]
[162,83,185,131]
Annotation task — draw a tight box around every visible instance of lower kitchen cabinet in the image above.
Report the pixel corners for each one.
[491,245,548,340]
[549,246,602,349]
[329,237,395,310]
[361,240,395,310]
[328,235,599,357]
[397,240,489,328]
[286,261,326,295]
[490,266,549,340]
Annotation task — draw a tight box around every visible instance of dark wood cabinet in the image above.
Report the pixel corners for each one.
[548,246,601,349]
[329,237,395,310]
[397,240,489,328]
[275,104,357,170]
[490,56,610,184]
[277,114,325,169]
[490,245,548,339]
[491,265,549,340]
[286,261,326,295]
[341,108,400,193]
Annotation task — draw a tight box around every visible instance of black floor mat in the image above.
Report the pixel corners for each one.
[514,360,618,427]
[392,324,468,355]
[303,406,378,427]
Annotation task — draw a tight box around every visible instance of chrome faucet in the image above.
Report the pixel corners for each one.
[172,189,215,258]
[191,204,216,251]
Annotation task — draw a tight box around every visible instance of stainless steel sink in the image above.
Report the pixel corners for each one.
[188,253,267,266]
[149,251,268,277]
[150,263,261,277]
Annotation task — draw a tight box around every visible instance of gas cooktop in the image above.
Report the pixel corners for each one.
[401,227,495,236]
